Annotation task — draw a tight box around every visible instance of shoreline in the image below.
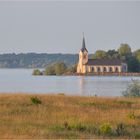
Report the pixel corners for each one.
[66,72,140,76]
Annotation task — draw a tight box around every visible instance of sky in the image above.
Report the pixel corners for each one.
[0,1,140,54]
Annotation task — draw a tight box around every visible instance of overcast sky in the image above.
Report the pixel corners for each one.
[0,1,140,54]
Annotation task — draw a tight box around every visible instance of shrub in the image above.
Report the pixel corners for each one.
[45,62,67,75]
[71,123,87,132]
[128,111,136,119]
[115,123,126,136]
[32,69,42,75]
[58,93,65,96]
[54,62,67,75]
[30,97,42,105]
[134,133,140,139]
[99,123,112,135]
[123,80,140,97]
[45,66,55,75]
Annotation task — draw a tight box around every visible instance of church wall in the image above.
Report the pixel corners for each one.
[86,65,123,73]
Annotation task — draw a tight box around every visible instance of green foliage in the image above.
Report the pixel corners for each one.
[45,65,55,75]
[123,80,140,97]
[134,133,140,139]
[58,93,65,96]
[128,112,136,119]
[107,49,119,58]
[73,123,87,132]
[45,62,67,75]
[32,69,42,75]
[94,50,107,59]
[134,49,140,62]
[115,123,126,136]
[118,44,132,56]
[54,62,67,75]
[99,123,112,135]
[30,97,42,105]
[127,56,140,72]
[0,53,78,68]
[67,64,77,73]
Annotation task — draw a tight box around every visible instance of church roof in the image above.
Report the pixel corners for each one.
[81,36,88,52]
[85,58,126,66]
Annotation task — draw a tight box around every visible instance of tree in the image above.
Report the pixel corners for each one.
[127,56,140,72]
[54,62,67,75]
[118,44,132,57]
[67,64,77,73]
[94,50,107,59]
[45,66,55,75]
[123,80,140,97]
[134,49,140,63]
[107,50,119,58]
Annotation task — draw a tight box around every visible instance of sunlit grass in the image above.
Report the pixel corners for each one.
[0,94,140,138]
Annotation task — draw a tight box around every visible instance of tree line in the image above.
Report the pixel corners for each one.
[0,43,140,72]
[92,44,140,72]
[33,62,77,76]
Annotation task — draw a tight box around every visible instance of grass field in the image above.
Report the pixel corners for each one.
[0,94,140,139]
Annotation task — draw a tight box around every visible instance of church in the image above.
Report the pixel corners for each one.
[77,37,128,74]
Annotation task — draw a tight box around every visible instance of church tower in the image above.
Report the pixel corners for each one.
[77,35,88,74]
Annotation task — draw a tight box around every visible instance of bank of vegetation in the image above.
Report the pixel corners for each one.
[32,62,77,76]
[0,44,140,72]
[1,94,140,139]
[32,43,140,75]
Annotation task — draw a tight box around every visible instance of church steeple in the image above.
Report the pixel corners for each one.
[81,33,88,52]
[77,33,89,73]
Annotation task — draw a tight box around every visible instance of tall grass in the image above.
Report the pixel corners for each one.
[0,94,140,138]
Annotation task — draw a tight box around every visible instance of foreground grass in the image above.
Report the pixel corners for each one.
[0,94,140,139]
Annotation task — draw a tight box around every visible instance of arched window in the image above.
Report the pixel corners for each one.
[91,67,94,72]
[97,67,101,72]
[103,67,107,72]
[115,67,118,72]
[109,67,112,72]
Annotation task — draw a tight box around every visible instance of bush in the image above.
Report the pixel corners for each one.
[30,97,42,105]
[134,133,140,139]
[99,123,112,135]
[45,62,67,75]
[122,80,140,97]
[32,69,42,75]
[128,111,136,119]
[45,66,55,75]
[115,123,126,136]
[54,62,67,75]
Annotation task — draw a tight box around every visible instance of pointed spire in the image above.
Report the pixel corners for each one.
[81,33,88,52]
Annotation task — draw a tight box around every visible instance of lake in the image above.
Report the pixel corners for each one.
[0,69,140,96]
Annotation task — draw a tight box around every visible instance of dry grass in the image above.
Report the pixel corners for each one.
[0,94,140,139]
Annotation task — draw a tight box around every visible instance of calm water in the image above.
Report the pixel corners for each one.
[0,69,140,96]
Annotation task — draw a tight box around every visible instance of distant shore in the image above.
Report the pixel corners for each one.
[0,93,140,139]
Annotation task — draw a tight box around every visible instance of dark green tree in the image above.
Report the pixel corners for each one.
[107,50,119,58]
[127,56,140,72]
[134,49,140,63]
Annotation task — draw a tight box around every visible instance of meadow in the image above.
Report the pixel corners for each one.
[0,94,140,139]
